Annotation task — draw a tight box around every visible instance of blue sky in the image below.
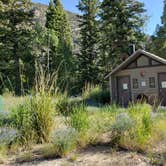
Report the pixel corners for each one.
[32,0,164,35]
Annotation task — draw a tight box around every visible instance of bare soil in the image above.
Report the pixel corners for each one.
[3,144,166,166]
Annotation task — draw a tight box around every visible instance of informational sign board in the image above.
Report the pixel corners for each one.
[161,81,166,88]
[123,83,128,90]
[141,81,146,87]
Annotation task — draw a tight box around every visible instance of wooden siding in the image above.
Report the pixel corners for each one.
[110,65,166,105]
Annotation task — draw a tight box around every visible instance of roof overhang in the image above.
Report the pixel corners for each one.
[105,49,166,78]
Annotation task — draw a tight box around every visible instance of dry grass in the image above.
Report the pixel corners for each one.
[2,94,26,111]
[0,144,8,164]
[16,152,33,163]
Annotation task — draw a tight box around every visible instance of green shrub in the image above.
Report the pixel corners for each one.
[150,117,166,145]
[69,104,90,133]
[0,112,12,127]
[12,93,55,144]
[52,128,77,157]
[11,102,35,145]
[120,104,153,151]
[82,83,110,105]
[128,103,153,138]
[105,104,154,151]
[55,93,82,116]
[11,69,56,145]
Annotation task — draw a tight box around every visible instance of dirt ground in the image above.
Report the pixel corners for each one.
[4,145,160,166]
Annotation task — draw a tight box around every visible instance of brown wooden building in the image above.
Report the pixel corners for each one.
[106,49,166,106]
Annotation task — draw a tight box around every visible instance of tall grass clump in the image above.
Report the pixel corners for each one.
[118,103,153,151]
[11,67,57,145]
[128,103,153,139]
[67,104,91,147]
[150,115,166,147]
[0,144,8,164]
[69,104,89,133]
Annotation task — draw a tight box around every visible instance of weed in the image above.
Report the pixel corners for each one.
[69,104,89,133]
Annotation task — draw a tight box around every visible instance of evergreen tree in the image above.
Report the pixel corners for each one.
[148,0,166,58]
[46,0,73,91]
[0,0,35,95]
[77,0,100,87]
[100,0,146,76]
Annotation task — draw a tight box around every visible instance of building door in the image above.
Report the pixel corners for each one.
[117,76,131,106]
[158,73,166,106]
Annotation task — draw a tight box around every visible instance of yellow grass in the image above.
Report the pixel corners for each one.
[2,94,26,111]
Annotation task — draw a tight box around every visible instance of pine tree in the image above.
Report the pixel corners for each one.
[0,0,35,95]
[148,0,166,58]
[77,0,100,87]
[100,0,146,75]
[46,0,73,91]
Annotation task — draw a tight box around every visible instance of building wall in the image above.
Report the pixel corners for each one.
[110,65,166,105]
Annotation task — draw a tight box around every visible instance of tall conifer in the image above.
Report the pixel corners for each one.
[77,0,100,87]
[148,0,166,58]
[100,0,146,76]
[0,0,35,95]
[46,0,73,91]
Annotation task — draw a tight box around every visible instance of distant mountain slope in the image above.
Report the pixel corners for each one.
[32,3,80,54]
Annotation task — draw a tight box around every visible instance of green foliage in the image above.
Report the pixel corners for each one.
[99,0,146,79]
[46,0,74,92]
[55,93,82,116]
[77,0,100,87]
[110,104,153,151]
[52,128,77,157]
[147,1,166,59]
[128,103,153,138]
[0,112,12,127]
[69,104,90,133]
[150,117,166,144]
[0,0,35,95]
[11,70,56,145]
[82,83,110,105]
[11,103,35,145]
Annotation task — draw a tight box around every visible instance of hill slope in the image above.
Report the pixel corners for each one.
[33,3,80,54]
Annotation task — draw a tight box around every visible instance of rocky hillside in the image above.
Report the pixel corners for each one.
[32,3,80,54]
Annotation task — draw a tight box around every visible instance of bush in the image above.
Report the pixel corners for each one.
[11,101,35,145]
[11,94,55,144]
[69,104,90,133]
[111,113,134,134]
[82,83,110,105]
[150,117,166,145]
[0,127,18,145]
[55,93,82,116]
[105,104,154,151]
[128,103,153,138]
[51,128,77,157]
[120,104,153,151]
[0,112,12,127]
